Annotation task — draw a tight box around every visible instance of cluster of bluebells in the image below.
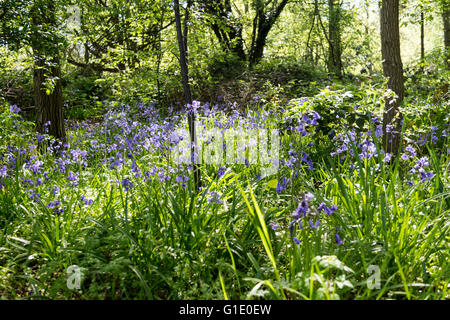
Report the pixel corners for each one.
[208,191,223,204]
[399,146,435,184]
[329,118,439,186]
[282,145,314,171]
[0,99,445,226]
[407,156,434,184]
[80,195,93,206]
[280,103,319,171]
[121,178,134,192]
[330,130,379,161]
[416,125,449,147]
[276,176,290,194]
[47,200,64,215]
[276,192,342,246]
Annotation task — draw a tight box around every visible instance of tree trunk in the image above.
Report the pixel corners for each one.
[327,0,343,77]
[443,2,450,69]
[31,1,65,140]
[249,20,271,67]
[248,0,289,68]
[34,55,65,140]
[174,0,201,190]
[380,0,404,156]
[421,11,425,67]
[203,0,246,60]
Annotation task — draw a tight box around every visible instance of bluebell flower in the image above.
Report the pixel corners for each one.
[293,237,301,245]
[131,160,142,177]
[270,222,280,230]
[208,191,223,204]
[375,125,383,138]
[405,146,416,157]
[29,192,41,202]
[80,196,93,206]
[289,220,296,235]
[276,177,290,194]
[0,165,8,178]
[304,192,315,202]
[29,160,43,175]
[121,178,133,192]
[318,202,337,215]
[416,156,429,168]
[35,177,43,187]
[335,233,343,245]
[309,219,319,229]
[67,171,79,186]
[216,166,226,179]
[47,200,61,209]
[420,171,434,182]
[9,105,20,114]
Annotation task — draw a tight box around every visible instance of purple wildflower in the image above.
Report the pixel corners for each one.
[405,146,416,157]
[67,171,79,186]
[47,200,61,209]
[270,222,280,230]
[276,177,290,194]
[81,196,93,206]
[208,191,223,204]
[9,105,20,114]
[335,233,343,245]
[309,219,319,229]
[121,178,133,192]
[0,165,8,178]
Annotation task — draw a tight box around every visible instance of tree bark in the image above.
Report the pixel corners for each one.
[420,11,425,65]
[202,0,246,60]
[248,0,289,68]
[380,0,404,156]
[443,2,450,69]
[34,55,65,140]
[174,0,201,190]
[31,0,65,140]
[327,0,343,77]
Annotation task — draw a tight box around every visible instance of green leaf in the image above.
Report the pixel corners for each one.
[267,179,278,189]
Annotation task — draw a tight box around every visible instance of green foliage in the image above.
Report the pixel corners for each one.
[207,52,247,82]
[62,69,110,120]
[0,47,33,110]
[0,0,449,302]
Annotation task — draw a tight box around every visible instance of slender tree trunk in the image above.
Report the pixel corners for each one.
[443,2,450,69]
[380,0,404,156]
[327,0,343,77]
[421,11,425,67]
[305,2,318,63]
[173,0,201,190]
